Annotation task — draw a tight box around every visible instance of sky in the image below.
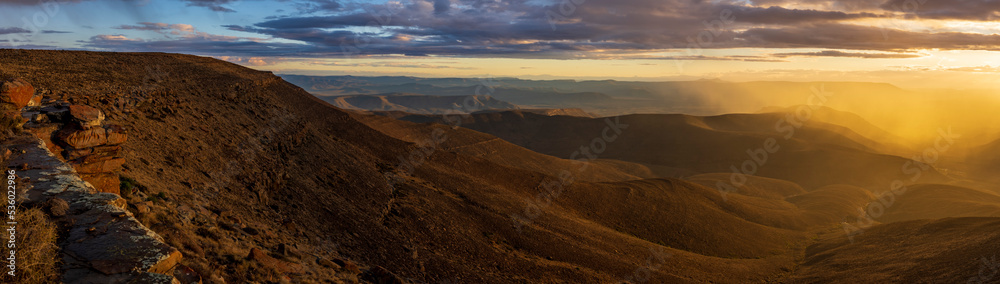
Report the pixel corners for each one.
[1,0,999,89]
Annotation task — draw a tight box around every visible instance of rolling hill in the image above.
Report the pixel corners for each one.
[321,93,518,114]
[395,111,949,191]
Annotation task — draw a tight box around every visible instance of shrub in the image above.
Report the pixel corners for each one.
[0,208,60,284]
[119,176,142,199]
[146,192,168,203]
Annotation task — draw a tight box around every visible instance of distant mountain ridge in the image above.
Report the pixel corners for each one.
[322,93,518,114]
[283,75,1000,146]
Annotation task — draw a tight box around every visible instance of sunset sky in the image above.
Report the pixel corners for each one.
[1,0,999,89]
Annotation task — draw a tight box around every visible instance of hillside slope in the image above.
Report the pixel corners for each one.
[0,50,830,283]
[397,111,949,191]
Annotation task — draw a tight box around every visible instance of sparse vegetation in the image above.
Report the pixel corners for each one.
[118,176,147,199]
[146,192,168,203]
[0,208,60,284]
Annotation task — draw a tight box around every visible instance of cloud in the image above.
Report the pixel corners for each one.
[83,23,272,54]
[90,34,142,42]
[0,27,31,35]
[291,0,342,14]
[722,5,879,24]
[880,0,1000,21]
[740,23,1000,51]
[214,56,285,66]
[0,0,88,5]
[308,61,477,69]
[772,50,925,59]
[0,0,238,12]
[182,0,238,12]
[114,22,265,41]
[432,0,450,14]
[117,22,196,33]
[946,65,1000,72]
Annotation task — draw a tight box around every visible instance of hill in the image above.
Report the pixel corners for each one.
[877,184,1000,223]
[321,93,518,114]
[396,111,949,191]
[792,217,1000,283]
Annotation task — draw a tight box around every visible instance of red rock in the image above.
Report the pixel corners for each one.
[58,124,128,149]
[73,157,125,174]
[80,173,120,195]
[68,105,105,128]
[0,78,35,109]
[247,248,305,274]
[64,145,123,160]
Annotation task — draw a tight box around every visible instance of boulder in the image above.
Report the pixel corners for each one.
[360,266,407,284]
[64,145,122,160]
[68,105,105,128]
[173,264,203,284]
[247,248,305,274]
[45,198,70,217]
[58,124,128,149]
[332,258,361,274]
[0,78,35,109]
[317,257,341,270]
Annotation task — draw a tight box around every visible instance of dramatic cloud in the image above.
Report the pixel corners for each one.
[15,0,1000,60]
[741,23,1000,51]
[214,0,999,58]
[880,0,1000,20]
[83,22,270,53]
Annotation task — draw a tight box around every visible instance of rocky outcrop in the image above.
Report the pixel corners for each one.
[6,135,182,283]
[3,78,182,283]
[26,103,128,194]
